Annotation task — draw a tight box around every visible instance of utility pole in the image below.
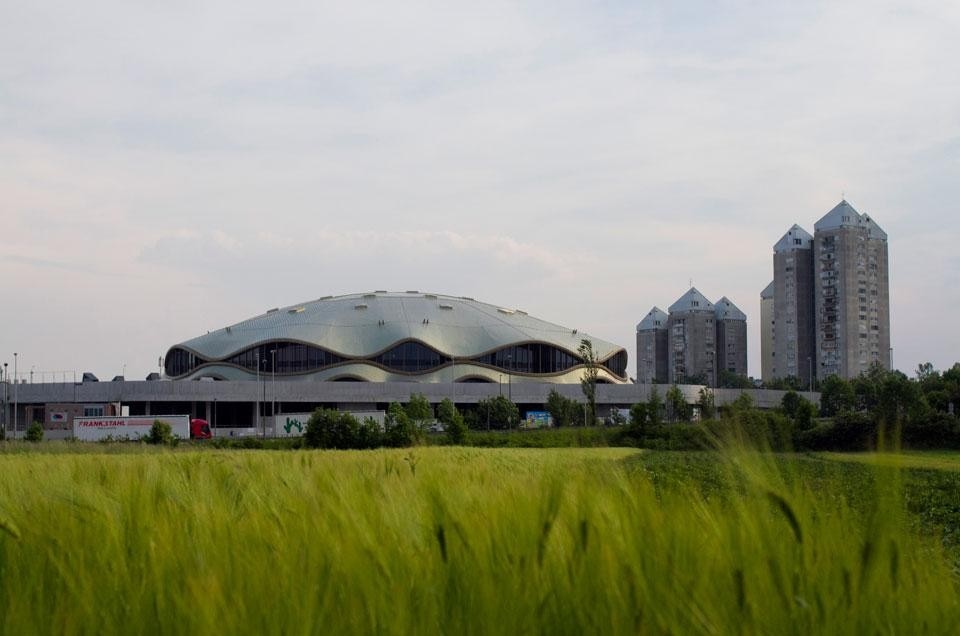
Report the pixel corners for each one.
[13,353,18,440]
[271,348,276,438]
[1,363,6,437]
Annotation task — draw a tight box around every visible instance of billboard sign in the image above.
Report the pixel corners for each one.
[523,411,553,428]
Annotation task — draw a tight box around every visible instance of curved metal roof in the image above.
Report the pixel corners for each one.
[171,291,624,361]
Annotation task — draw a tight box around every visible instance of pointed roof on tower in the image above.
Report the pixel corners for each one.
[774,224,813,253]
[668,288,714,314]
[761,281,775,300]
[637,307,669,332]
[715,297,746,321]
[860,211,888,241]
[814,200,861,232]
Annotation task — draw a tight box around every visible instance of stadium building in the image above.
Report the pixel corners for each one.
[163,292,629,384]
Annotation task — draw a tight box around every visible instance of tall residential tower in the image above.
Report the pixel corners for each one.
[773,224,816,386]
[812,201,890,379]
[760,281,774,384]
[636,307,669,384]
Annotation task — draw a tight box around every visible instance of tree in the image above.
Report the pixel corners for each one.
[647,386,664,426]
[795,399,816,431]
[766,376,805,391]
[780,390,803,418]
[629,403,648,437]
[578,339,599,426]
[405,393,433,424]
[718,370,753,389]
[436,398,457,426]
[819,375,855,417]
[666,385,691,422]
[384,402,419,447]
[356,417,383,449]
[697,387,716,420]
[916,362,937,383]
[545,389,579,427]
[437,398,467,444]
[146,419,176,445]
[474,395,520,430]
[304,409,361,449]
[724,392,755,417]
[25,422,44,443]
[781,390,815,430]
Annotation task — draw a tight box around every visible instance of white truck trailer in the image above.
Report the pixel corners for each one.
[72,415,192,441]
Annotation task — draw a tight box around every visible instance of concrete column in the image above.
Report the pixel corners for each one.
[145,401,151,416]
[205,401,211,422]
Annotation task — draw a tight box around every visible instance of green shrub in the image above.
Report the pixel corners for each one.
[471,396,520,430]
[145,420,175,445]
[385,403,420,447]
[545,389,580,427]
[25,422,44,443]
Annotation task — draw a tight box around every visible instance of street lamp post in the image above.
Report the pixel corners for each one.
[119,364,126,416]
[271,349,277,437]
[1,363,6,437]
[255,352,260,437]
[507,354,512,404]
[13,353,18,440]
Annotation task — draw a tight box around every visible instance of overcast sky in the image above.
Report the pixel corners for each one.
[1,0,958,382]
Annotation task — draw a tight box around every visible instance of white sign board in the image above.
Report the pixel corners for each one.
[274,411,386,437]
[275,413,311,437]
[73,415,190,441]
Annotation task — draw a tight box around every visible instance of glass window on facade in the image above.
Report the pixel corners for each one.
[374,341,450,372]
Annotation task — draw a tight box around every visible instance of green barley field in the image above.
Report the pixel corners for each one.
[1,445,959,634]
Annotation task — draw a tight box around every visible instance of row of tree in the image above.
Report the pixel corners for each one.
[303,395,468,450]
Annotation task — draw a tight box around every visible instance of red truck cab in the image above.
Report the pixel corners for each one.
[190,418,212,439]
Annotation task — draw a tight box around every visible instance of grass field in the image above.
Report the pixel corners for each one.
[1,446,959,634]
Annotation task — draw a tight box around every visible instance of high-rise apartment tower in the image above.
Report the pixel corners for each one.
[812,201,890,379]
[715,297,748,379]
[773,224,816,386]
[636,307,669,384]
[760,281,774,384]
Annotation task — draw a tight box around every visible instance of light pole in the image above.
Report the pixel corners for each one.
[1,363,6,437]
[255,351,260,437]
[119,364,126,416]
[13,353,18,439]
[271,348,276,437]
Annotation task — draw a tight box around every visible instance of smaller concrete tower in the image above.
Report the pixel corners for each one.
[715,297,748,380]
[636,307,669,384]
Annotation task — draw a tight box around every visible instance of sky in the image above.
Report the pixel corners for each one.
[1,0,958,382]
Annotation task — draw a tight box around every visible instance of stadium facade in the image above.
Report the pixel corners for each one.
[164,292,629,384]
